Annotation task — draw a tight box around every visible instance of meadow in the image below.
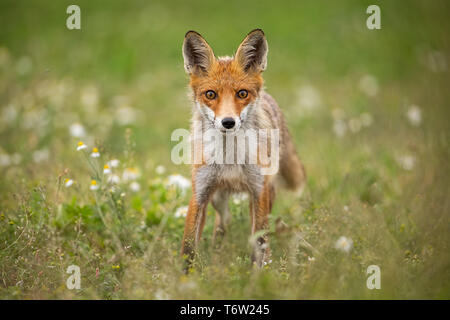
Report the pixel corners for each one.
[0,0,449,299]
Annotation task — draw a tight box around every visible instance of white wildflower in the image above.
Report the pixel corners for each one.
[90,180,99,191]
[103,164,111,174]
[263,259,273,266]
[397,155,415,171]
[107,159,120,168]
[115,106,137,125]
[232,193,248,205]
[155,165,166,175]
[174,206,188,218]
[406,105,422,126]
[335,236,353,253]
[64,179,74,188]
[167,174,191,191]
[76,141,87,151]
[69,123,86,138]
[130,181,141,192]
[90,147,100,158]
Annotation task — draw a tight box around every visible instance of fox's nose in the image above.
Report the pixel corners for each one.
[221,117,236,129]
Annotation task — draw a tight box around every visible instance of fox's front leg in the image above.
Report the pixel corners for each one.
[211,191,231,245]
[250,178,274,268]
[180,166,215,269]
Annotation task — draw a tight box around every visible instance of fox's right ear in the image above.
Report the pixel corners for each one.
[182,31,215,76]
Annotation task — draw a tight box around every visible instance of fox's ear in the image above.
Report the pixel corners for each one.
[235,29,268,73]
[182,31,215,76]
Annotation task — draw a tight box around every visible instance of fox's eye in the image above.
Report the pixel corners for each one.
[205,90,216,100]
[237,89,248,99]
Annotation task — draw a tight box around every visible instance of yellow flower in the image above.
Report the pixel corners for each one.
[77,141,87,151]
[112,265,120,270]
[64,178,74,187]
[90,147,100,158]
[103,164,111,174]
[90,179,99,191]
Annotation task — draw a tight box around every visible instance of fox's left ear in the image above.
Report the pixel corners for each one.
[235,29,268,73]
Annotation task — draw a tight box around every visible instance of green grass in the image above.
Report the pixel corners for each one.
[0,0,449,299]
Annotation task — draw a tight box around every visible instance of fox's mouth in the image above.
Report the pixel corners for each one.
[219,127,240,135]
[219,128,235,134]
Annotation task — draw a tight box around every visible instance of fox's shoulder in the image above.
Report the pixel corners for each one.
[260,91,277,106]
[258,91,284,128]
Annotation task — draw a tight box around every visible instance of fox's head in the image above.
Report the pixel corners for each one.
[182,29,268,133]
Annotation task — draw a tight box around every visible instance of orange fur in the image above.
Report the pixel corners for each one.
[189,59,263,119]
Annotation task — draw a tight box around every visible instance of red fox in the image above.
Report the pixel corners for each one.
[180,29,306,268]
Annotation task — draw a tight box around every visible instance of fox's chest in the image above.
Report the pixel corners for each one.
[202,131,249,165]
[217,164,246,186]
[195,163,264,196]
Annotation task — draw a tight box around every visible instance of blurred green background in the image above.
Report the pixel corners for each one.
[0,0,448,299]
